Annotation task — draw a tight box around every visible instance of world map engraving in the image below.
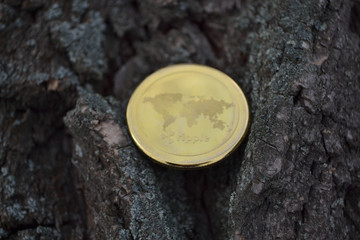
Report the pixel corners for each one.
[143,93,234,131]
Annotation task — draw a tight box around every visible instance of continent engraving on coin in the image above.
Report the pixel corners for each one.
[143,93,234,131]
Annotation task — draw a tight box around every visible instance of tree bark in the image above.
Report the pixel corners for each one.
[0,0,359,239]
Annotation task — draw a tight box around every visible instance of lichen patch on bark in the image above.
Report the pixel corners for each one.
[94,120,127,147]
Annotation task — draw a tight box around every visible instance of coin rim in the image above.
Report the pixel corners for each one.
[126,63,250,168]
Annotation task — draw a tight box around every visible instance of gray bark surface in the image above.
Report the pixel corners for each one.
[0,0,359,239]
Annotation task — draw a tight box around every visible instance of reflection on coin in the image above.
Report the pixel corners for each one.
[126,64,249,168]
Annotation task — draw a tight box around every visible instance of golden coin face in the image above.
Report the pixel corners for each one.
[126,64,249,168]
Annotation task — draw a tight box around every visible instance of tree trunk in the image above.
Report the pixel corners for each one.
[1,0,359,239]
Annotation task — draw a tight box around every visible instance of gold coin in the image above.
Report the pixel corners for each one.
[126,64,249,168]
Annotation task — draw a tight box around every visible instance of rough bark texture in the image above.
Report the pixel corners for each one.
[0,0,359,239]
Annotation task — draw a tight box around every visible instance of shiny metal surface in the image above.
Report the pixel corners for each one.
[127,64,249,168]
